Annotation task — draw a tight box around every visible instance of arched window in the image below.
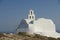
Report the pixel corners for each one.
[30,16,31,19]
[31,11,32,15]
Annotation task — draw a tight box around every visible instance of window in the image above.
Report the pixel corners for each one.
[30,16,31,19]
[31,11,32,15]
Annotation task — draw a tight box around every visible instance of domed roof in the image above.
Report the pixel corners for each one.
[29,18,56,33]
[37,18,55,25]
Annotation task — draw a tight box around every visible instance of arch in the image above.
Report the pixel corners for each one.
[30,16,31,19]
[31,11,32,15]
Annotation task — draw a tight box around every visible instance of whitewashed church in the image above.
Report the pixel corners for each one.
[16,9,60,38]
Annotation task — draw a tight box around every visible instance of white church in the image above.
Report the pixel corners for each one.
[17,9,60,38]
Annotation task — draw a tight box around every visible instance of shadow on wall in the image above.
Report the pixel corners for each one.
[17,19,28,32]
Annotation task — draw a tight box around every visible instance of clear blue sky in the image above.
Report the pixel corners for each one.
[0,0,60,33]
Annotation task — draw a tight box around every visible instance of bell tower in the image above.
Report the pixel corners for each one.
[28,9,35,20]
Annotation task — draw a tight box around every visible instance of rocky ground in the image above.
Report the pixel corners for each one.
[0,32,60,40]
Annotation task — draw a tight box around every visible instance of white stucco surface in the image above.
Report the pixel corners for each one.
[17,10,60,38]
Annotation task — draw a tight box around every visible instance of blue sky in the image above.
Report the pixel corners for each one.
[0,0,60,33]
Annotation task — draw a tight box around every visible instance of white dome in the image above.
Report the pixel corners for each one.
[29,18,56,33]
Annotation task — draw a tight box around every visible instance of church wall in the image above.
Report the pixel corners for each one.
[28,18,56,33]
